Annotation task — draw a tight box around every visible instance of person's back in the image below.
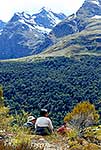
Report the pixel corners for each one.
[35,109,53,135]
[24,121,33,127]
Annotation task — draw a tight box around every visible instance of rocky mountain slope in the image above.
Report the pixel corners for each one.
[0,8,66,59]
[50,0,101,38]
[39,0,101,57]
[19,0,100,59]
[31,1,100,58]
[40,18,101,57]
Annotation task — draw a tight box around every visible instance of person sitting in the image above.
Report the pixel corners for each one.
[35,109,53,135]
[23,115,36,130]
[57,122,71,134]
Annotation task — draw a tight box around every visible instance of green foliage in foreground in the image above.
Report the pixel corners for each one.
[0,55,100,126]
[0,86,13,131]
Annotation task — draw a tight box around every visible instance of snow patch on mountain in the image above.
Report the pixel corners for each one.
[89,0,101,6]
[91,0,100,6]
[19,19,35,30]
[16,12,31,20]
[22,12,31,19]
[92,15,101,18]
[47,11,61,24]
[8,33,14,39]
[19,18,51,33]
[35,25,51,33]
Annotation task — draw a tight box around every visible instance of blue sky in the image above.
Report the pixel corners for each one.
[0,0,85,22]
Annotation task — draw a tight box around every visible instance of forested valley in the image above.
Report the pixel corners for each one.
[0,55,100,126]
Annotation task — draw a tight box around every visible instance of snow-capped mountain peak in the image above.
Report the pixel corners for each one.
[39,7,51,14]
[32,7,66,30]
[8,8,66,33]
[0,8,66,59]
[15,12,31,19]
[9,12,32,23]
[76,0,101,18]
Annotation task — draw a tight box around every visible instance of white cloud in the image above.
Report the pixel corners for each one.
[0,0,84,21]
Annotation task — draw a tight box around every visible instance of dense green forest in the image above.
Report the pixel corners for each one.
[0,55,100,126]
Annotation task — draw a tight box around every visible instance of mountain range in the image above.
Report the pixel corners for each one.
[0,7,66,59]
[0,0,101,60]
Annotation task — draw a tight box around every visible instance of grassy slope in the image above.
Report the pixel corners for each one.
[38,18,101,57]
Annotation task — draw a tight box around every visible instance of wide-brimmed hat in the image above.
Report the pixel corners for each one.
[27,116,36,122]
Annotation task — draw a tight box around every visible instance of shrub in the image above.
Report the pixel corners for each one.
[64,101,99,130]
